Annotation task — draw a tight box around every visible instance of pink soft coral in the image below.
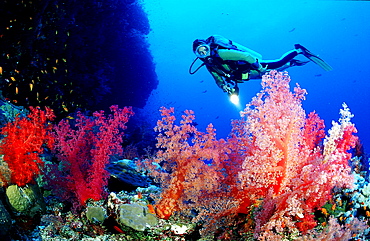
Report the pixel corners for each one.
[236,71,356,237]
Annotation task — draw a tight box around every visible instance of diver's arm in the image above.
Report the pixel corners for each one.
[206,66,227,90]
[209,69,226,90]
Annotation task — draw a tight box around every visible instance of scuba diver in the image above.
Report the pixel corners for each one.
[189,35,332,103]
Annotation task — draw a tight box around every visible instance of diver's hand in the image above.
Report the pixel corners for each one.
[257,64,268,73]
[222,85,233,94]
[252,59,268,73]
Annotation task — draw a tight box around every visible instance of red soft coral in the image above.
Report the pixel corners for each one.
[49,105,133,208]
[0,107,55,187]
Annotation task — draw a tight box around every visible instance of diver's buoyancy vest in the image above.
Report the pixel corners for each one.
[206,35,262,60]
[201,35,261,76]
[202,50,252,78]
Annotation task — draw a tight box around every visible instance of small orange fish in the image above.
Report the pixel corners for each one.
[331,203,336,211]
[137,192,142,199]
[321,208,328,217]
[62,102,68,112]
[113,225,125,233]
[147,204,155,215]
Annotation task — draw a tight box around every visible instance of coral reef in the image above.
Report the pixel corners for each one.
[140,71,365,239]
[0,71,368,240]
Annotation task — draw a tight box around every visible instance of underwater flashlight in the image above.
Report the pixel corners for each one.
[229,93,240,106]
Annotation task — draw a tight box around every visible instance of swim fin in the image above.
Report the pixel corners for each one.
[294,44,333,71]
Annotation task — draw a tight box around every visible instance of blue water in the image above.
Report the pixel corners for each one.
[139,0,370,153]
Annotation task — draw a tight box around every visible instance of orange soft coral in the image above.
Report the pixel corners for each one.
[147,107,233,220]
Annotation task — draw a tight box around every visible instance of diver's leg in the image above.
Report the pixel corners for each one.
[276,59,310,71]
[261,50,299,69]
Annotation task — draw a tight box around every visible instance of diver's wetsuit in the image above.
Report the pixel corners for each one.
[261,50,298,69]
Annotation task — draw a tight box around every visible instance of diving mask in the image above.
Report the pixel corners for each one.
[195,44,211,58]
